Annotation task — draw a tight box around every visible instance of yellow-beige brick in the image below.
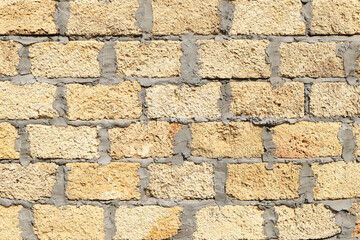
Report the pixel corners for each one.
[231,0,305,35]
[193,206,265,240]
[66,0,141,36]
[279,42,345,78]
[29,41,103,78]
[146,82,221,119]
[275,204,341,239]
[0,41,21,76]
[152,0,220,35]
[66,162,140,200]
[27,125,99,159]
[147,162,215,199]
[356,57,360,78]
[350,202,360,237]
[0,82,57,120]
[66,81,142,120]
[115,41,182,78]
[226,163,300,200]
[311,0,360,35]
[0,163,57,200]
[190,122,264,158]
[230,82,304,118]
[312,161,360,200]
[33,205,104,240]
[0,0,57,35]
[310,82,360,117]
[352,125,360,157]
[0,205,22,240]
[0,123,19,159]
[198,40,271,79]
[272,122,342,158]
[109,122,181,159]
[115,206,182,240]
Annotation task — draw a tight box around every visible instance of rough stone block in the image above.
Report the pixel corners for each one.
[0,123,19,159]
[0,41,21,76]
[0,205,22,240]
[350,202,360,237]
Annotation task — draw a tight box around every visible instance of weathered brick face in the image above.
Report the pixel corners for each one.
[1,0,359,239]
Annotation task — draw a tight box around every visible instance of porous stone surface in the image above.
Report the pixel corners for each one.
[109,122,181,159]
[0,0,57,35]
[66,0,141,36]
[272,122,342,158]
[115,41,182,78]
[311,0,360,35]
[198,39,271,79]
[312,161,360,200]
[310,82,360,117]
[0,40,21,76]
[33,205,105,240]
[190,122,264,158]
[147,162,215,199]
[230,82,304,118]
[0,123,19,159]
[275,204,341,239]
[0,163,57,200]
[0,205,22,240]
[66,81,142,120]
[27,125,99,159]
[231,0,305,35]
[349,202,360,237]
[66,162,140,200]
[114,206,182,240]
[152,0,220,35]
[146,82,221,119]
[352,125,360,157]
[29,41,103,78]
[279,42,345,78]
[226,163,300,200]
[193,206,265,240]
[0,82,57,119]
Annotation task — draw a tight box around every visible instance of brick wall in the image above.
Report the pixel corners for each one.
[0,0,360,239]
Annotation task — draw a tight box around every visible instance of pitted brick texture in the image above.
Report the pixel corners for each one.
[0,205,22,240]
[350,202,360,237]
[0,41,21,76]
[0,123,19,159]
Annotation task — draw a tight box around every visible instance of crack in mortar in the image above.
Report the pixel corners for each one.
[298,162,315,203]
[301,0,312,36]
[18,207,37,240]
[98,128,111,165]
[304,83,311,117]
[54,2,70,36]
[218,0,234,35]
[50,165,68,207]
[261,127,277,169]
[135,0,153,37]
[103,204,117,240]
[98,41,118,84]
[180,33,200,85]
[338,123,356,163]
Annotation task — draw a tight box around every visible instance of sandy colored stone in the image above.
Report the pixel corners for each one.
[310,82,360,117]
[227,163,300,200]
[115,206,182,240]
[29,41,103,78]
[0,41,21,76]
[33,205,104,240]
[193,205,265,240]
[313,161,360,200]
[0,82,57,120]
[311,0,360,35]
[230,82,304,118]
[115,41,182,78]
[355,58,360,77]
[350,202,360,237]
[272,122,342,158]
[276,204,341,239]
[146,82,221,119]
[67,0,140,36]
[27,125,99,159]
[109,122,181,159]
[0,0,57,35]
[352,125,360,157]
[66,162,140,200]
[198,39,271,79]
[279,42,345,78]
[152,0,220,35]
[0,123,19,159]
[190,122,264,158]
[0,205,22,240]
[231,0,305,35]
[147,162,215,199]
[66,81,142,120]
[0,163,57,200]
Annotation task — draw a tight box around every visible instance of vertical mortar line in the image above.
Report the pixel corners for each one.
[304,82,311,117]
[298,162,315,203]
[18,124,31,167]
[180,34,200,85]
[98,41,118,85]
[98,127,111,165]
[261,127,277,169]
[343,41,360,85]
[338,123,356,163]
[261,205,279,239]
[139,86,149,123]
[335,210,357,239]
[138,166,151,204]
[54,1,70,36]
[14,43,35,84]
[135,0,153,39]
[50,165,68,207]
[173,202,200,240]
[219,81,232,124]
[218,0,235,35]
[214,161,228,207]
[18,206,38,240]
[266,39,284,87]
[52,83,69,126]
[172,124,192,165]
[103,204,117,240]
[301,0,313,37]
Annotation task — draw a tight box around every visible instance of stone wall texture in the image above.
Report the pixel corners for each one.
[0,0,359,239]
